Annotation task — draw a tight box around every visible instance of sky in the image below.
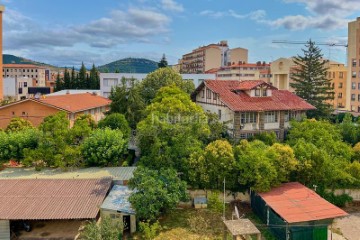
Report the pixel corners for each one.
[0,0,358,68]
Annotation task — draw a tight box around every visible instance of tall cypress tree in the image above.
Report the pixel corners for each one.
[63,67,71,89]
[78,62,87,89]
[70,66,76,89]
[89,64,100,89]
[54,71,63,92]
[290,40,334,119]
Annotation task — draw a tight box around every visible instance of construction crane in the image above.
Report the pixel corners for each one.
[272,40,348,62]
[272,40,348,47]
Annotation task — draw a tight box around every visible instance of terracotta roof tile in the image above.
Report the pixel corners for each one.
[259,182,348,223]
[204,80,315,112]
[37,93,111,113]
[0,178,112,220]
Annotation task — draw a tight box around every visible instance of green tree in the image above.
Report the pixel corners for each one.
[205,112,229,143]
[290,40,334,119]
[187,140,235,189]
[70,66,76,89]
[89,64,100,89]
[137,86,209,173]
[109,78,145,128]
[128,167,188,221]
[98,113,130,139]
[5,117,33,133]
[139,221,162,240]
[81,215,123,240]
[140,67,195,104]
[68,114,96,145]
[81,128,127,167]
[63,67,71,89]
[78,62,87,89]
[158,54,168,68]
[339,113,359,145]
[54,71,63,92]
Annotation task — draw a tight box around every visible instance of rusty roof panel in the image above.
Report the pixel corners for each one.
[258,182,348,223]
[0,178,112,220]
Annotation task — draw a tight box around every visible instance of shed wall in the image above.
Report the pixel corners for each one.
[0,220,10,240]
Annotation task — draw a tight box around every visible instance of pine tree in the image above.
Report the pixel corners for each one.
[290,40,334,119]
[70,67,76,89]
[158,54,168,68]
[54,72,63,92]
[89,64,99,89]
[78,62,87,89]
[63,67,71,89]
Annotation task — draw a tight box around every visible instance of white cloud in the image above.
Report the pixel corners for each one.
[200,9,266,20]
[161,0,184,12]
[266,0,360,30]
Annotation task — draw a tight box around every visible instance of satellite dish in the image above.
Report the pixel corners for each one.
[235,206,240,219]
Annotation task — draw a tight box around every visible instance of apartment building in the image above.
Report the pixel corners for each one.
[215,61,271,82]
[3,77,33,100]
[0,6,4,100]
[348,17,360,112]
[3,64,46,87]
[328,62,347,110]
[191,80,315,140]
[270,58,296,91]
[180,40,248,73]
[100,73,216,98]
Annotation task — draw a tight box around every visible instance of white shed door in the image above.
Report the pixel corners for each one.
[0,220,10,240]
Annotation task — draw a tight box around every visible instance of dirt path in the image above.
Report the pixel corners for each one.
[331,213,360,240]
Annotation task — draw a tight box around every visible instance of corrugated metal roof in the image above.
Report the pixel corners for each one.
[101,185,135,215]
[0,167,136,181]
[258,182,348,223]
[0,178,112,220]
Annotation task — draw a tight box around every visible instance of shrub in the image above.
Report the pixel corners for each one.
[139,220,162,240]
[207,191,223,214]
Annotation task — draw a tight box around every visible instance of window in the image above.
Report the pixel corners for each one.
[352,71,357,78]
[352,82,356,89]
[284,111,290,122]
[24,82,27,87]
[352,94,356,101]
[240,133,246,139]
[241,112,257,124]
[338,93,343,98]
[264,111,278,123]
[201,90,205,98]
[262,89,267,96]
[353,59,357,67]
[12,111,15,116]
[218,109,222,120]
[22,111,26,116]
[333,72,335,78]
[103,78,118,87]
[358,94,360,102]
[255,89,260,96]
[339,82,343,88]
[206,89,211,99]
[213,92,217,100]
[339,72,344,78]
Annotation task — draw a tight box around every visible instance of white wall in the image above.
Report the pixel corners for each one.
[100,73,216,97]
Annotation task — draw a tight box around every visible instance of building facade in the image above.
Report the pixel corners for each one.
[0,6,4,100]
[3,77,33,100]
[180,41,248,73]
[348,17,360,112]
[215,62,271,82]
[270,58,296,91]
[0,93,110,128]
[192,80,315,140]
[100,73,216,98]
[3,64,46,87]
[328,62,347,110]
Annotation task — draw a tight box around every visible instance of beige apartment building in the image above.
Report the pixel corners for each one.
[3,64,46,87]
[347,17,360,112]
[0,6,4,100]
[271,58,347,110]
[180,41,248,73]
[215,62,271,82]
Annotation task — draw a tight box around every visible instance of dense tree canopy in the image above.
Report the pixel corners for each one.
[98,113,131,139]
[5,117,33,133]
[128,167,188,221]
[290,40,334,119]
[140,68,195,104]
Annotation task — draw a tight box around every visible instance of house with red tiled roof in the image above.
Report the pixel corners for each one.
[192,80,315,140]
[0,93,111,128]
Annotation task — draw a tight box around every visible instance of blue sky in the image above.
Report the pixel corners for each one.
[1,0,357,67]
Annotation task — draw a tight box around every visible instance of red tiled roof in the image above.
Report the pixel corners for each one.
[38,93,111,113]
[205,68,219,74]
[259,182,348,223]
[203,80,315,112]
[0,178,112,220]
[4,64,45,69]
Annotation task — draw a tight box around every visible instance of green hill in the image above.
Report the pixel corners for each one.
[98,58,158,73]
[3,54,56,68]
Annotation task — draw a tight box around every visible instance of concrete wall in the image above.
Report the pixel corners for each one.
[0,220,10,240]
[229,48,248,64]
[333,189,360,201]
[101,209,136,233]
[204,47,222,72]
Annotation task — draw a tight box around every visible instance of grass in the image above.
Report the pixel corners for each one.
[129,202,277,240]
